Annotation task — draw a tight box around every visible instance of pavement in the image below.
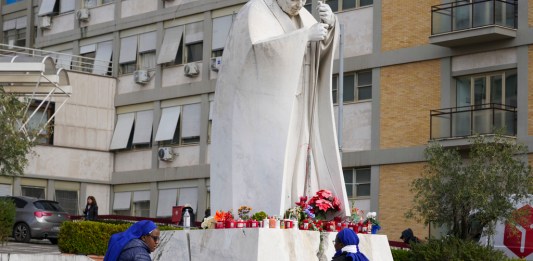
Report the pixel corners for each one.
[0,238,60,255]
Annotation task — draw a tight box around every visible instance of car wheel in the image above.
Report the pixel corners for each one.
[13,223,31,243]
[48,238,58,244]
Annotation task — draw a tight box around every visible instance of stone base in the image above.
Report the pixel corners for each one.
[152,229,393,261]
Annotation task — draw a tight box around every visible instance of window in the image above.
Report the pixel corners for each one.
[0,184,12,196]
[3,17,27,47]
[156,189,177,217]
[343,168,371,198]
[212,15,233,58]
[119,32,156,75]
[113,191,131,215]
[109,110,154,150]
[133,191,150,217]
[325,0,373,12]
[79,41,113,75]
[84,0,113,8]
[157,21,203,65]
[55,190,78,215]
[5,0,24,4]
[38,0,75,16]
[456,70,517,108]
[27,100,55,145]
[332,70,372,104]
[21,186,45,199]
[154,104,201,146]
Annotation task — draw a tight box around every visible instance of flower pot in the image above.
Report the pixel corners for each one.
[371,225,380,234]
[284,220,293,229]
[249,220,259,228]
[215,221,225,229]
[325,221,335,232]
[225,220,236,228]
[300,220,309,230]
[236,220,246,228]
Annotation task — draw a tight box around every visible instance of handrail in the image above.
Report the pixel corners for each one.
[431,0,517,35]
[0,43,113,76]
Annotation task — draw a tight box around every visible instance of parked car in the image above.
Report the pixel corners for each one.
[0,196,69,244]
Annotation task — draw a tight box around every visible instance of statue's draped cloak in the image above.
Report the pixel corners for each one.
[212,0,349,217]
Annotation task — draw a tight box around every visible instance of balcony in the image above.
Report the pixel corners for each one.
[430,0,517,47]
[430,103,516,141]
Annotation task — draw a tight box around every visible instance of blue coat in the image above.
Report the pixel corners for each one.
[117,238,151,261]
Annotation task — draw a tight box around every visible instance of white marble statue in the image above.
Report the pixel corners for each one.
[211,0,349,217]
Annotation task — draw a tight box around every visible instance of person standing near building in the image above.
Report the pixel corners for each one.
[83,195,98,221]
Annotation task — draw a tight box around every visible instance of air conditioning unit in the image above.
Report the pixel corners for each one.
[158,147,174,161]
[134,70,149,84]
[184,62,199,77]
[210,57,222,72]
[76,8,90,21]
[40,16,52,29]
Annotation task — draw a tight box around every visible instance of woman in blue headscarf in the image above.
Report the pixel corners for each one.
[104,220,160,261]
[332,228,370,261]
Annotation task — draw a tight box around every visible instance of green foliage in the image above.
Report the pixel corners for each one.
[407,134,533,240]
[0,198,15,246]
[251,211,268,221]
[0,88,36,176]
[409,236,508,261]
[58,220,180,255]
[391,249,412,261]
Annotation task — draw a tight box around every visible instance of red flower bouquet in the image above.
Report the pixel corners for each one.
[307,189,342,220]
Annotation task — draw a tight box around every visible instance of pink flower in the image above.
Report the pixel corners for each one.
[315,199,333,212]
[317,189,332,199]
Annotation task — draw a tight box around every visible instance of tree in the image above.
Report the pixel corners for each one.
[0,88,35,176]
[407,134,533,241]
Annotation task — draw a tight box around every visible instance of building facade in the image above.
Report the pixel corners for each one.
[0,0,530,241]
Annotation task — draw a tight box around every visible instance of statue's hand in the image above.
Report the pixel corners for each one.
[317,1,335,28]
[308,23,329,42]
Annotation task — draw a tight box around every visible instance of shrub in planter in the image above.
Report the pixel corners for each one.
[58,220,181,256]
[0,198,15,246]
[409,236,508,261]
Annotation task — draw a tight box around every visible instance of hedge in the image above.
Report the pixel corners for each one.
[58,220,181,256]
[0,198,15,246]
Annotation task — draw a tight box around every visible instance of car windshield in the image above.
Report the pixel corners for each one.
[34,201,65,212]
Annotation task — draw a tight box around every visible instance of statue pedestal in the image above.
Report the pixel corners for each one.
[152,229,393,261]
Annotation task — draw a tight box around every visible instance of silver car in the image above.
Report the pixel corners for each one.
[1,196,69,244]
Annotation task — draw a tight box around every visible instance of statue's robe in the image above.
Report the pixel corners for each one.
[211,0,349,217]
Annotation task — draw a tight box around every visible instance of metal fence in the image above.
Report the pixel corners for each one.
[430,103,517,140]
[431,0,517,35]
[0,43,113,76]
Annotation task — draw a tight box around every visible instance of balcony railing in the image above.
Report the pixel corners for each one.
[431,0,517,35]
[430,103,516,140]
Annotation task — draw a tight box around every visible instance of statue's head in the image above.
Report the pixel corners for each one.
[277,0,306,17]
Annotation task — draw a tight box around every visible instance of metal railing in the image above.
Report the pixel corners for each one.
[431,0,517,35]
[430,103,517,140]
[0,43,113,76]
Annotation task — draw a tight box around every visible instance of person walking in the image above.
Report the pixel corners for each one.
[83,196,98,221]
[104,220,161,261]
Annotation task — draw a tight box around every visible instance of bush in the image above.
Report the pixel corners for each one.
[58,220,181,255]
[391,249,412,261]
[409,236,509,261]
[0,198,15,246]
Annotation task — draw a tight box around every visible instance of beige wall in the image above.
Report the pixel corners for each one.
[42,13,75,37]
[117,73,156,94]
[380,60,441,149]
[381,0,440,51]
[80,3,115,27]
[162,65,203,88]
[121,0,158,18]
[85,183,111,215]
[53,72,116,151]
[25,146,112,182]
[379,163,427,242]
[158,146,200,168]
[115,150,153,172]
[336,6,373,58]
[334,102,372,151]
[529,0,533,27]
